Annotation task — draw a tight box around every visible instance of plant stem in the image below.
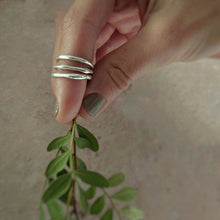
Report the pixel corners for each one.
[66,185,74,220]
[67,118,79,219]
[69,119,75,172]
[66,124,73,135]
[102,188,122,220]
[72,118,79,218]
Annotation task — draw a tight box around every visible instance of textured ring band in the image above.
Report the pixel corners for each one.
[56,55,94,69]
[51,73,92,80]
[53,64,93,74]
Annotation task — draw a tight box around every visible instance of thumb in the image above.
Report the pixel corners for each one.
[79,12,179,120]
[51,0,114,124]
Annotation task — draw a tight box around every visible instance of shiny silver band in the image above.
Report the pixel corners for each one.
[51,73,92,80]
[56,55,94,69]
[52,54,94,80]
[53,65,93,74]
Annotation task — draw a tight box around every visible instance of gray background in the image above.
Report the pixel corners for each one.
[0,0,220,220]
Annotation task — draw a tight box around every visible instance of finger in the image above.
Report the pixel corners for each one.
[95,23,115,50]
[96,31,128,62]
[96,3,141,61]
[78,11,180,120]
[51,0,115,124]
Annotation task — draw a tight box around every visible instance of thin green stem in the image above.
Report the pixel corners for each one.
[66,185,74,220]
[72,118,79,218]
[69,119,76,172]
[66,118,79,219]
[102,188,122,220]
[40,178,48,210]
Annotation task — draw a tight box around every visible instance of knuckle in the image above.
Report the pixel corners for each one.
[62,8,78,33]
[62,7,100,34]
[106,62,132,92]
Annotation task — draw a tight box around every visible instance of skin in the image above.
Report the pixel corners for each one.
[51,0,220,124]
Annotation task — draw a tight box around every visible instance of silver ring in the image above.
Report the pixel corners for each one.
[52,55,93,80]
[56,55,94,69]
[51,73,92,80]
[53,65,93,74]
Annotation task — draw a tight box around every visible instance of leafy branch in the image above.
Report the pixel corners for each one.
[40,118,144,220]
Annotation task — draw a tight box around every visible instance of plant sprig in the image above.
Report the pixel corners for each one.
[40,118,144,220]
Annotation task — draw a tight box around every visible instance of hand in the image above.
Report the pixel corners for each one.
[51,0,220,124]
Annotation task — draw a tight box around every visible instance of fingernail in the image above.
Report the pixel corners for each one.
[83,93,105,116]
[54,100,59,118]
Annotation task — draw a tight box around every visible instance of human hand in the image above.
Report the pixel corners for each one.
[51,0,220,124]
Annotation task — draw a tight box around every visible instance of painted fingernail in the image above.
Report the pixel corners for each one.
[83,93,105,117]
[54,100,59,118]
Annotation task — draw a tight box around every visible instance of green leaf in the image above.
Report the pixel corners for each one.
[77,158,87,170]
[75,170,109,187]
[108,173,125,187]
[42,173,72,203]
[100,208,113,220]
[79,185,88,214]
[67,155,87,171]
[57,169,68,177]
[90,195,105,215]
[61,146,69,152]
[85,186,96,200]
[74,137,91,149]
[112,187,138,202]
[120,206,144,220]
[58,191,70,205]
[47,135,71,151]
[76,124,99,152]
[47,200,65,219]
[40,205,45,220]
[56,170,71,205]
[45,152,69,178]
[49,170,70,205]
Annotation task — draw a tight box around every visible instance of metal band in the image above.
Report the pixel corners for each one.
[51,73,92,80]
[53,65,93,74]
[56,55,94,69]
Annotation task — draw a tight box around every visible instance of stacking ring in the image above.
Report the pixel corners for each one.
[51,55,94,80]
[51,73,92,80]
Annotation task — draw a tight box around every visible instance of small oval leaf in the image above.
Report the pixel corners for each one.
[58,190,70,205]
[120,206,144,220]
[112,187,138,202]
[75,170,109,187]
[47,135,71,151]
[79,186,88,214]
[67,155,87,171]
[108,173,125,187]
[100,208,113,220]
[43,173,72,203]
[56,170,70,205]
[90,195,105,215]
[74,137,91,149]
[61,146,69,152]
[57,169,68,177]
[85,186,96,200]
[76,157,87,170]
[45,152,69,178]
[76,124,99,152]
[47,200,65,219]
